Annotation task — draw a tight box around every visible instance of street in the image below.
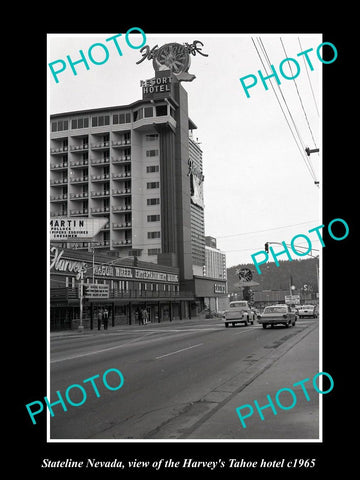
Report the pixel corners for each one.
[49,316,320,440]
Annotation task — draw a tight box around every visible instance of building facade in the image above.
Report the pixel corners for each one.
[205,236,227,281]
[50,246,193,330]
[50,58,227,329]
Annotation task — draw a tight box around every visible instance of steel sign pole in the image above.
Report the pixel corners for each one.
[77,267,85,331]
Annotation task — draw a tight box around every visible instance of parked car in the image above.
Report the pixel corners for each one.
[297,304,317,318]
[257,304,297,329]
[223,301,256,328]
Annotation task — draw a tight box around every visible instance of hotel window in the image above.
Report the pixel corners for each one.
[147,182,159,189]
[147,198,160,206]
[147,231,160,239]
[52,119,69,132]
[92,115,110,127]
[146,165,159,173]
[144,106,153,118]
[133,108,143,121]
[146,149,159,157]
[145,134,158,141]
[147,215,160,222]
[71,117,89,129]
[156,105,167,116]
[113,112,131,124]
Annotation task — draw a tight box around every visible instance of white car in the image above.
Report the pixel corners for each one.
[257,304,297,329]
[297,305,317,318]
[223,301,256,328]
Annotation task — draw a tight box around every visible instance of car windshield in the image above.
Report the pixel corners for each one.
[230,302,247,308]
[300,305,313,309]
[264,306,287,313]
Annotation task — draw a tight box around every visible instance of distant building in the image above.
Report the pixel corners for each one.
[205,236,227,281]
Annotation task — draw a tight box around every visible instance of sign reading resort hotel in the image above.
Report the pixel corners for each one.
[50,218,108,241]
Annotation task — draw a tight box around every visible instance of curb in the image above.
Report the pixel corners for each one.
[146,321,319,439]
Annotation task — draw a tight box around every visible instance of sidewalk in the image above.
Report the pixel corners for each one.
[50,311,213,338]
[185,322,321,440]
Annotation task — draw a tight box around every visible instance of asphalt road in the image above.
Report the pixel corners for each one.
[49,317,319,440]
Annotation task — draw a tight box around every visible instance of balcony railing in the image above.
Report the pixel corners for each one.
[91,190,110,197]
[112,172,131,179]
[70,144,88,152]
[90,207,110,214]
[70,192,88,199]
[70,160,88,167]
[91,158,110,166]
[70,208,88,215]
[51,162,68,170]
[112,240,132,246]
[111,156,131,164]
[91,141,110,149]
[112,189,131,196]
[50,194,68,201]
[50,146,68,154]
[112,139,131,147]
[112,205,132,212]
[50,178,68,185]
[93,240,110,248]
[113,222,132,229]
[91,174,110,181]
[70,176,88,183]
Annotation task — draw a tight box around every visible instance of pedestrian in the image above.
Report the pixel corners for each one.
[97,308,103,330]
[142,308,149,324]
[103,308,109,330]
[139,308,144,325]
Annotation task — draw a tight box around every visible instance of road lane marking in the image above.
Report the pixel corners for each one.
[155,343,203,360]
[51,336,150,364]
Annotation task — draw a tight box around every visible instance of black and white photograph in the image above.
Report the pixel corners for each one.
[18,21,352,476]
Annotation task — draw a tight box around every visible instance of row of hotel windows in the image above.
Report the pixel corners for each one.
[51,105,170,132]
[65,277,177,290]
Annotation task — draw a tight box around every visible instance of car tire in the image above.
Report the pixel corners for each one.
[262,323,267,329]
[225,323,229,328]
[232,322,235,327]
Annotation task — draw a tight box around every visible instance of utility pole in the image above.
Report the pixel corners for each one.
[305,147,320,186]
[305,147,319,156]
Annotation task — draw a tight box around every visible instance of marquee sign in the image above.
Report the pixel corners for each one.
[50,247,179,282]
[50,217,108,242]
[136,40,208,82]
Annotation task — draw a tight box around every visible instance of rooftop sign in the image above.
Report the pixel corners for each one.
[136,40,208,82]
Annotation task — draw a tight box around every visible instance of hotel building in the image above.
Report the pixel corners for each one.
[50,69,227,329]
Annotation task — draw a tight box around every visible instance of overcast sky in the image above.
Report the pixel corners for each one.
[48,33,322,268]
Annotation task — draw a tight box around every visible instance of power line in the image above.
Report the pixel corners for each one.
[215,219,320,239]
[280,37,319,185]
[257,37,318,184]
[298,37,320,118]
[252,37,319,186]
[280,37,319,150]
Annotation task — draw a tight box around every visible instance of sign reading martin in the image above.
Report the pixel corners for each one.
[50,217,108,242]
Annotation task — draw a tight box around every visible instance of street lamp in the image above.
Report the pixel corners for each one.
[76,265,86,332]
